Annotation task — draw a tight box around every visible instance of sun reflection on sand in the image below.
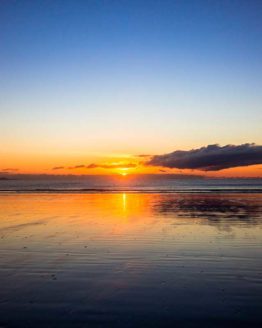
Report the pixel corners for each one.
[0,193,261,245]
[122,193,126,212]
[0,193,262,327]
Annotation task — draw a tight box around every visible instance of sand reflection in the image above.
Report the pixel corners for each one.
[0,193,261,241]
[0,193,262,327]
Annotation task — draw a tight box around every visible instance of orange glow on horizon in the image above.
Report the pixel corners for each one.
[1,153,262,178]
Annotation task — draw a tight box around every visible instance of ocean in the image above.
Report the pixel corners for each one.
[0,174,262,192]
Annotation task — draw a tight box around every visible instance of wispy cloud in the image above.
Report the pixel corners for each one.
[52,166,64,170]
[2,168,19,172]
[51,163,137,171]
[86,163,137,169]
[147,144,262,171]
[137,154,151,158]
[68,165,86,169]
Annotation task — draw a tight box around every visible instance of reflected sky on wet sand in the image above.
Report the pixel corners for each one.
[0,193,261,327]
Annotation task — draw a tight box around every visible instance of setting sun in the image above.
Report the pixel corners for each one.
[117,166,132,176]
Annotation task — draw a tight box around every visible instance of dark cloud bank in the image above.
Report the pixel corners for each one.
[147,144,262,171]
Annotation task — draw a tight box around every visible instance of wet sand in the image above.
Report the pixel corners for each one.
[0,193,261,327]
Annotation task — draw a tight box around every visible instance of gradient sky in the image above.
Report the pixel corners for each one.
[1,0,262,176]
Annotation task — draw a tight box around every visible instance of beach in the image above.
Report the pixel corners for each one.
[0,192,261,327]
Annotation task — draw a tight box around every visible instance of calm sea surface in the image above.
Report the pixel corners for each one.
[0,191,261,327]
[0,175,262,192]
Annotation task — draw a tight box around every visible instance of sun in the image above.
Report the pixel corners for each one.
[118,168,128,176]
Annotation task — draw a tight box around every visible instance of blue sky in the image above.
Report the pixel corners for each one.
[0,0,261,173]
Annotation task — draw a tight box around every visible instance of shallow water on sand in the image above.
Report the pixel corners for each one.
[0,193,261,327]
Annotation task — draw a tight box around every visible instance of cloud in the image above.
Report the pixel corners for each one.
[52,166,64,170]
[2,168,19,172]
[68,165,86,169]
[137,154,151,158]
[147,144,262,171]
[86,163,137,169]
[51,163,137,171]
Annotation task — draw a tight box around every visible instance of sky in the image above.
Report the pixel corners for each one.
[0,0,262,176]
